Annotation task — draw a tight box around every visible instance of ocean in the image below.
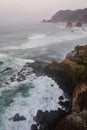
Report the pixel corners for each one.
[0,23,87,130]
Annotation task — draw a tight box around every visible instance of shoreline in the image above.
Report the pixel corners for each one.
[0,44,87,130]
[30,44,87,130]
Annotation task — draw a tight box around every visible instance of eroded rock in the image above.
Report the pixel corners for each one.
[13,113,26,121]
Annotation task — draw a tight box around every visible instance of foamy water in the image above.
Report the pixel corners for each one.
[0,24,87,50]
[0,76,65,130]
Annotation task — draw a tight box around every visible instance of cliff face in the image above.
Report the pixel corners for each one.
[45,8,87,23]
[45,60,75,97]
[55,45,87,130]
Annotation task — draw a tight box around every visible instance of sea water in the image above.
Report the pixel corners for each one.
[0,23,87,130]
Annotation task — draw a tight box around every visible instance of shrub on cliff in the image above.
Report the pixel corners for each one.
[74,65,86,83]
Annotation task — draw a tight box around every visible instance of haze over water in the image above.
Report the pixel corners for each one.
[0,0,87,25]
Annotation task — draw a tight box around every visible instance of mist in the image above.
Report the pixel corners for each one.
[0,0,87,26]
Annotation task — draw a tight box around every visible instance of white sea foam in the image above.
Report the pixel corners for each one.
[0,53,34,69]
[0,46,19,51]
[0,53,7,58]
[1,76,65,130]
[29,34,46,39]
[0,28,87,51]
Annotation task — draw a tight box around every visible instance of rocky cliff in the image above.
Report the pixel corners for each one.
[55,45,87,130]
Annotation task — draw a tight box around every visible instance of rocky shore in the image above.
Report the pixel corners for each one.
[30,45,87,130]
[1,45,87,130]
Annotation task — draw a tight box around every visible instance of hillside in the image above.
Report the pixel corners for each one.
[42,8,87,23]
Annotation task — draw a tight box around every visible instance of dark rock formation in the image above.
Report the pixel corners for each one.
[44,61,75,97]
[59,96,64,100]
[13,113,26,121]
[31,124,38,130]
[41,19,52,23]
[6,61,48,84]
[58,100,72,112]
[29,61,48,76]
[33,109,68,130]
[0,67,12,74]
[76,22,82,27]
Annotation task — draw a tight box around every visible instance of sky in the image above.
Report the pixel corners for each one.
[0,0,87,25]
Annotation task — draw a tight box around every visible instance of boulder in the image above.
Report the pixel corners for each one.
[59,96,64,100]
[76,22,82,27]
[31,124,38,130]
[13,113,26,121]
[58,100,72,112]
[33,110,45,124]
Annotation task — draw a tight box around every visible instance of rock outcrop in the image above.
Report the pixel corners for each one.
[66,22,73,27]
[9,113,26,121]
[44,60,75,97]
[0,67,12,74]
[32,109,68,130]
[76,22,82,27]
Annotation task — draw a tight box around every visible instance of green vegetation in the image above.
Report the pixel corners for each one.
[74,65,86,83]
[73,45,87,84]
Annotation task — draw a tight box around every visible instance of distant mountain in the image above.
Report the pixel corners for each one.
[42,8,87,23]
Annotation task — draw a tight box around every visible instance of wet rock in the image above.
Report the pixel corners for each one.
[31,124,38,130]
[7,62,34,84]
[34,110,45,124]
[39,122,48,130]
[13,113,26,121]
[17,74,26,82]
[51,84,54,87]
[0,61,4,65]
[33,109,68,130]
[59,96,64,100]
[29,61,49,76]
[10,75,16,82]
[58,101,64,106]
[0,67,12,73]
[58,100,72,112]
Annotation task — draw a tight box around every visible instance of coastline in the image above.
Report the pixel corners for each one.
[0,44,87,130]
[29,44,87,130]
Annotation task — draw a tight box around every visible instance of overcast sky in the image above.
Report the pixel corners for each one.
[0,0,87,25]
